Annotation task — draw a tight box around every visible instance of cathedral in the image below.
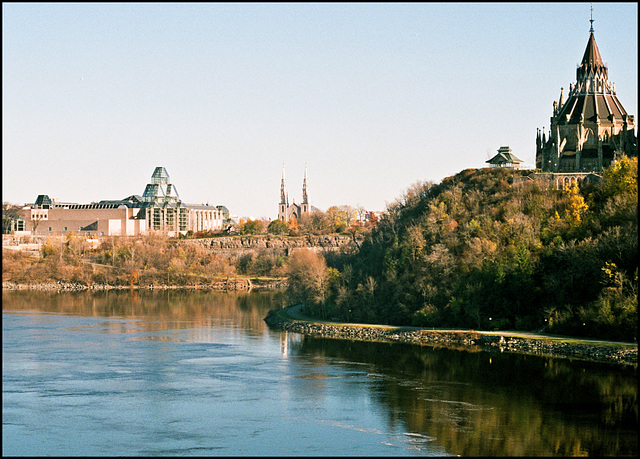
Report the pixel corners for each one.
[278,165,311,222]
[536,16,637,173]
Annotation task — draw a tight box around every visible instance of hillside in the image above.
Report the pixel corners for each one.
[294,158,638,342]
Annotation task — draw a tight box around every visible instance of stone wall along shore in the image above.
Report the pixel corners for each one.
[2,277,286,292]
[264,308,638,367]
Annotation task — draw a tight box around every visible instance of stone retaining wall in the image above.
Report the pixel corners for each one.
[179,235,355,256]
[2,277,286,292]
[264,309,638,367]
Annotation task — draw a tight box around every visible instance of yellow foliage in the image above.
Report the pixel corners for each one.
[563,183,588,226]
[602,155,638,197]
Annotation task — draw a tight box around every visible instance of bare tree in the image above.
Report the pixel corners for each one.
[2,202,23,233]
[356,205,368,223]
[29,209,47,234]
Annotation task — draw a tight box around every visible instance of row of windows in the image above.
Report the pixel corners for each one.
[148,208,188,231]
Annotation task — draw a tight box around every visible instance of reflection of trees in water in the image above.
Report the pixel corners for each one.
[295,337,638,457]
[2,290,278,333]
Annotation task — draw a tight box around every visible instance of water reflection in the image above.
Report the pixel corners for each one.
[3,291,637,456]
[2,289,278,336]
[290,337,638,457]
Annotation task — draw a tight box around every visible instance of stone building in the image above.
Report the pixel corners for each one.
[278,165,311,222]
[536,20,637,173]
[12,167,231,237]
[19,195,146,237]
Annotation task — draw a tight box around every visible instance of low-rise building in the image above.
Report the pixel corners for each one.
[7,167,232,237]
[486,146,523,169]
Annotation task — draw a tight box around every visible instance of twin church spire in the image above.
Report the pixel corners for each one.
[278,164,310,221]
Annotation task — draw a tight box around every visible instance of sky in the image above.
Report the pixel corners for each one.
[2,3,638,220]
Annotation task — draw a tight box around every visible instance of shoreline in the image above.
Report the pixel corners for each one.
[4,283,636,367]
[2,279,286,292]
[264,306,638,367]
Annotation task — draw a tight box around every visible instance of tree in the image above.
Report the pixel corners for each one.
[286,248,329,309]
[29,208,47,234]
[563,182,589,227]
[287,216,300,235]
[326,205,358,232]
[267,219,289,235]
[299,210,332,234]
[601,155,637,198]
[356,205,368,224]
[240,218,265,235]
[2,202,23,234]
[341,205,358,228]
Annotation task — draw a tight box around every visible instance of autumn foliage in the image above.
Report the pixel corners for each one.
[292,158,638,342]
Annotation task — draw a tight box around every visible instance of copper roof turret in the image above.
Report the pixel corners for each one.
[577,32,608,83]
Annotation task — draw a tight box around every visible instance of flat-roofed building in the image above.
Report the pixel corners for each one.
[11,167,232,237]
[187,203,225,233]
[21,200,146,237]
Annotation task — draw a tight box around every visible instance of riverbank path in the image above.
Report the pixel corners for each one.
[282,305,637,347]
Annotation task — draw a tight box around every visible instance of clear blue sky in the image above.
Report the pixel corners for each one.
[2,2,637,219]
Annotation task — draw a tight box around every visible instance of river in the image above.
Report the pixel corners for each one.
[2,290,637,456]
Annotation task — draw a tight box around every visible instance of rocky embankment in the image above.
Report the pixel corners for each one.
[180,235,356,255]
[2,277,286,292]
[264,308,638,367]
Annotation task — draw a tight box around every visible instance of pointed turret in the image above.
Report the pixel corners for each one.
[280,164,287,205]
[576,31,608,85]
[558,87,564,109]
[302,164,308,205]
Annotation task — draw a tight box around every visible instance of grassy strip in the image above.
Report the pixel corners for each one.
[278,305,638,349]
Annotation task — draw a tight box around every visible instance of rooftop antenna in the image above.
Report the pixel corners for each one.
[589,3,594,34]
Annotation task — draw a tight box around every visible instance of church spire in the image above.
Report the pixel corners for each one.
[302,163,308,205]
[558,87,564,109]
[576,7,608,94]
[280,164,287,205]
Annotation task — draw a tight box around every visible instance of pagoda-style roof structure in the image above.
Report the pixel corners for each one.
[486,146,523,169]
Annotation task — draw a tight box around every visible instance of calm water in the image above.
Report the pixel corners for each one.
[2,290,637,456]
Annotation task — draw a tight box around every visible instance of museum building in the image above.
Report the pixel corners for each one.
[12,167,232,237]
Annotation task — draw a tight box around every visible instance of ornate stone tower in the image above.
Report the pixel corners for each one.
[278,165,311,221]
[301,164,310,215]
[278,165,289,221]
[536,10,637,173]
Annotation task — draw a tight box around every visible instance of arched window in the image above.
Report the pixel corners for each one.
[584,128,595,145]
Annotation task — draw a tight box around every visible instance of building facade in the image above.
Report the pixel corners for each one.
[536,21,637,173]
[278,165,311,222]
[12,167,231,237]
[486,146,523,169]
[26,203,145,237]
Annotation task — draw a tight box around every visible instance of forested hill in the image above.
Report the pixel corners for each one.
[297,157,637,342]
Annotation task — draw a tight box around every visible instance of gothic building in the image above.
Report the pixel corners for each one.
[536,19,637,173]
[278,165,311,222]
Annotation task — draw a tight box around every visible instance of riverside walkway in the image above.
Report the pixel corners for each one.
[268,305,637,366]
[283,304,636,346]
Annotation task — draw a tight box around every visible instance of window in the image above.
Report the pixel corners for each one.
[49,227,52,231]
[64,227,67,231]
